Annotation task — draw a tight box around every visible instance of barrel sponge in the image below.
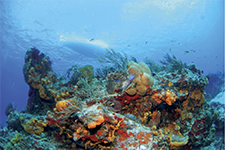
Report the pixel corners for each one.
[140,72,154,86]
[125,87,137,96]
[127,61,142,76]
[128,61,142,70]
[128,65,140,75]
[127,61,145,84]
[136,84,147,96]
[138,62,151,75]
[126,61,154,96]
[127,61,153,87]
[127,61,152,76]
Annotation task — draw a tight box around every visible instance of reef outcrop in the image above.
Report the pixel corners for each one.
[0,48,224,150]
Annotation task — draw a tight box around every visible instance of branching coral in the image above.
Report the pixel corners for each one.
[76,77,105,100]
[97,49,128,74]
[144,57,164,73]
[95,66,117,79]
[160,53,187,73]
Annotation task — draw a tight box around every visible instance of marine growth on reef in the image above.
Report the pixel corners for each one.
[0,48,224,150]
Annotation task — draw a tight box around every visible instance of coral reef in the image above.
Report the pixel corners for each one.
[1,48,224,150]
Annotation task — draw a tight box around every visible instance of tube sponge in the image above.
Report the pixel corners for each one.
[140,72,153,86]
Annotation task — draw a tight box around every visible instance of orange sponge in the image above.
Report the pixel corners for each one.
[87,116,105,129]
[55,99,74,111]
[95,116,105,125]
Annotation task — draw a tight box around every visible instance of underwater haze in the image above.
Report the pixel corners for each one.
[0,0,224,149]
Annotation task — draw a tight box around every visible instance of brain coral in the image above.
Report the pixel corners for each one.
[126,61,154,96]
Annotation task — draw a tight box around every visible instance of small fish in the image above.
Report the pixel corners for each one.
[168,81,173,87]
[73,85,78,90]
[109,103,114,107]
[127,45,131,47]
[56,87,61,90]
[114,79,121,83]
[122,74,136,90]
[89,38,94,42]
[5,102,15,116]
[145,41,148,44]
[184,50,189,53]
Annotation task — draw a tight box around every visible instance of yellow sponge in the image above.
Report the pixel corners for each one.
[20,118,47,135]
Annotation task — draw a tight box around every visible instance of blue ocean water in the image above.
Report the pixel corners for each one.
[0,0,224,134]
